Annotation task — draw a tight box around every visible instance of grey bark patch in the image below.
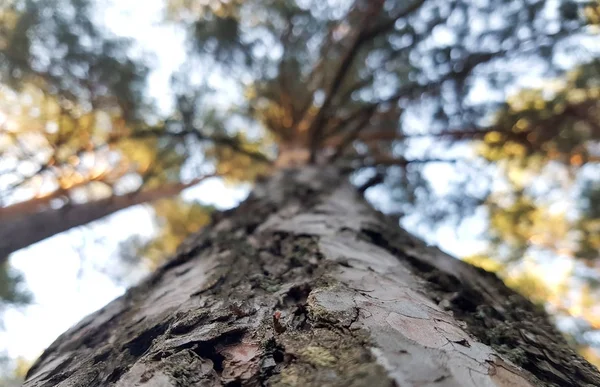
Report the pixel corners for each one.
[307,277,533,387]
[115,350,218,387]
[359,218,600,386]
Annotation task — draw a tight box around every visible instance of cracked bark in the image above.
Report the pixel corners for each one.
[23,166,600,387]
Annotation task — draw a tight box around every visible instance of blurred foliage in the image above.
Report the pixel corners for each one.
[577,181,600,262]
[0,262,30,314]
[585,0,600,27]
[0,0,265,221]
[0,0,267,311]
[464,254,567,306]
[1,0,600,372]
[0,354,31,386]
[482,60,600,167]
[473,58,600,361]
[117,199,213,276]
[0,0,189,320]
[0,0,163,210]
[0,0,148,120]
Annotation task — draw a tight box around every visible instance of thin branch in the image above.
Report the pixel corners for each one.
[361,156,459,168]
[329,105,378,162]
[358,170,386,194]
[306,32,368,162]
[128,128,274,165]
[277,12,298,137]
[324,128,402,148]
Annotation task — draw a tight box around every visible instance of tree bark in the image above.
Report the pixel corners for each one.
[23,166,600,387]
[0,179,205,262]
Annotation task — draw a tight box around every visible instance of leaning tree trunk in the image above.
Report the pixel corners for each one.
[0,178,204,263]
[23,166,600,387]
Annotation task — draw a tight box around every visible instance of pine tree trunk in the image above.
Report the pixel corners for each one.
[23,166,600,387]
[0,179,204,262]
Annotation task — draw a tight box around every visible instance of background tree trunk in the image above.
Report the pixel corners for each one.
[23,166,600,387]
[0,178,205,262]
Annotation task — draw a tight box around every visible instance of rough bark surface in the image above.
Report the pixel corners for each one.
[23,167,600,387]
[0,179,202,262]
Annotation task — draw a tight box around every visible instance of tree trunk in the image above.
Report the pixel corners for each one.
[0,179,205,262]
[23,166,600,387]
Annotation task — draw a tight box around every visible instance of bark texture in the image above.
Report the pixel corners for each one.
[23,167,600,387]
[0,179,203,262]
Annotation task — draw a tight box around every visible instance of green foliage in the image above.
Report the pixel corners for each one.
[0,354,31,386]
[0,261,30,309]
[120,199,213,270]
[0,0,158,206]
[479,59,600,267]
[470,57,600,361]
[482,60,600,167]
[0,0,149,120]
[584,0,600,27]
[0,0,193,333]
[576,181,600,263]
[465,254,567,307]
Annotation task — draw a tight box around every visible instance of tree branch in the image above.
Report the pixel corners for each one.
[328,105,378,162]
[129,128,274,165]
[306,0,425,162]
[0,173,217,263]
[306,32,368,161]
[358,170,386,194]
[361,156,459,168]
